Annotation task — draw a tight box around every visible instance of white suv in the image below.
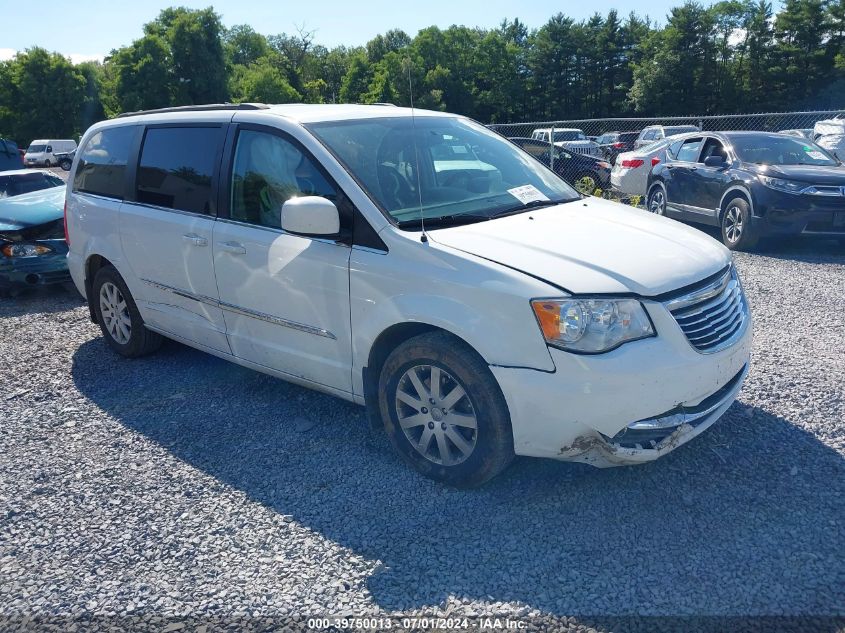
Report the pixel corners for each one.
[65,104,752,486]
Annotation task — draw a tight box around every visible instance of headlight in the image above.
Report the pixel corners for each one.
[531,298,655,353]
[1,243,53,258]
[758,175,807,194]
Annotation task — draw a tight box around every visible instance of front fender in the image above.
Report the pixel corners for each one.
[349,244,559,396]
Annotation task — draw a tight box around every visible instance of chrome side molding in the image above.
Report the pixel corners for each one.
[140,278,337,340]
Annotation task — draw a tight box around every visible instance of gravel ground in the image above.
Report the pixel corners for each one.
[0,237,843,632]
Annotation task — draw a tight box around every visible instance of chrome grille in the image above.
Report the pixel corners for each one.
[665,267,749,353]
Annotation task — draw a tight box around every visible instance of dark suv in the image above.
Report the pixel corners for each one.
[646,131,845,250]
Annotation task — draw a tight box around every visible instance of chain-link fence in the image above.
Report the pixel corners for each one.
[488,108,845,142]
[487,109,845,198]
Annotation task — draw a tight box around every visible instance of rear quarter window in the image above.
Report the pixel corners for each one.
[136,126,223,215]
[73,126,136,199]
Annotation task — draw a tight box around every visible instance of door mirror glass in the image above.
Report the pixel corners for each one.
[704,155,727,167]
[281,196,340,236]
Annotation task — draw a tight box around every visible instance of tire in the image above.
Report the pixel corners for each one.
[720,197,758,251]
[60,159,72,171]
[92,266,162,358]
[647,183,667,215]
[44,159,52,168]
[377,331,514,487]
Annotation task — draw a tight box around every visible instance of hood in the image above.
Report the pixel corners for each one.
[0,186,65,232]
[429,198,730,296]
[743,162,845,185]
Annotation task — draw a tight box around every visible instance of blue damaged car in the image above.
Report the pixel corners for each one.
[0,185,70,294]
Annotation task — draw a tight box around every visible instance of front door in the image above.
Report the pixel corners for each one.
[212,125,353,393]
[695,137,732,217]
[119,124,230,352]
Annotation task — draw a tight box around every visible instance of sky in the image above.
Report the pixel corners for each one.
[1,0,732,62]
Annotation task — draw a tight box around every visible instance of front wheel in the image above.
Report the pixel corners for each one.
[92,266,162,357]
[60,159,72,171]
[721,197,758,251]
[378,331,514,487]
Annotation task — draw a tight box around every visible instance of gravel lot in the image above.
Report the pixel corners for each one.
[1,235,843,631]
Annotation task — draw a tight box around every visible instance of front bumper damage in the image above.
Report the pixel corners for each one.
[561,363,748,467]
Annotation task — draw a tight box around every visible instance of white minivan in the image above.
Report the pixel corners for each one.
[25,139,77,167]
[65,104,752,486]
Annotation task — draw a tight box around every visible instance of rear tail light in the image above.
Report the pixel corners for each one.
[613,142,625,149]
[63,199,69,246]
[621,159,644,168]
[651,157,661,167]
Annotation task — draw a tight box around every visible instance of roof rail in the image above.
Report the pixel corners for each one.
[117,103,270,118]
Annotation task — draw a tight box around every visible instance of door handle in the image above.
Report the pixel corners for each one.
[182,233,207,247]
[219,241,246,255]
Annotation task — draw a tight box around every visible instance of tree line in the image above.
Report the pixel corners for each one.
[1,0,844,145]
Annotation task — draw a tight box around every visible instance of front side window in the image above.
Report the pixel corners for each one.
[308,116,579,227]
[700,138,728,163]
[136,126,223,214]
[676,138,703,162]
[230,129,337,228]
[73,126,135,199]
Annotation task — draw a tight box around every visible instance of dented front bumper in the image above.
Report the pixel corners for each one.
[490,297,752,466]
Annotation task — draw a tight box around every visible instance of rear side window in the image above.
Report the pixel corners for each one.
[676,138,703,162]
[136,127,222,215]
[73,126,135,199]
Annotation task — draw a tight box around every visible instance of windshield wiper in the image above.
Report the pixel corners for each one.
[396,213,492,229]
[488,198,573,219]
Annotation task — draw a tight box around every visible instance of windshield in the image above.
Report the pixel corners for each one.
[308,116,579,227]
[553,130,586,142]
[0,173,64,198]
[732,136,838,166]
[27,144,47,153]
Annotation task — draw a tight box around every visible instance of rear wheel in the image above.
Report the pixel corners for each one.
[720,197,758,251]
[92,266,162,357]
[378,331,514,487]
[647,183,667,215]
[60,159,72,171]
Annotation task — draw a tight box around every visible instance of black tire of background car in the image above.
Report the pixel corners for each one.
[92,266,163,358]
[720,197,759,251]
[60,160,72,171]
[378,331,514,488]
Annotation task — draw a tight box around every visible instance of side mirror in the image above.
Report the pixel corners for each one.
[281,196,340,237]
[704,155,727,168]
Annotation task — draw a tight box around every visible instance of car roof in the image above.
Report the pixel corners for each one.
[113,103,458,127]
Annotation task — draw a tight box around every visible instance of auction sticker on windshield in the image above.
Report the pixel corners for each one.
[507,184,550,204]
[805,149,827,161]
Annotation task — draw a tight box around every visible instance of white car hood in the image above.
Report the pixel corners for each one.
[429,198,731,296]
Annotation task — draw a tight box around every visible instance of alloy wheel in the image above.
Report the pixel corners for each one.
[724,205,743,243]
[99,281,132,345]
[394,364,478,466]
[649,189,665,214]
